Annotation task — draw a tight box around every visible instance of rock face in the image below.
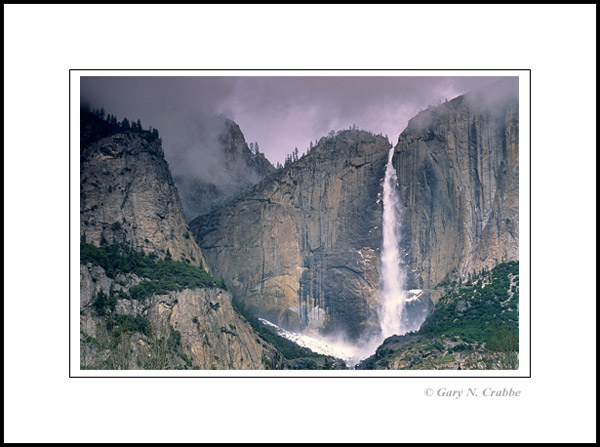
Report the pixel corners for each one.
[80,111,207,269]
[192,130,391,340]
[191,81,519,343]
[80,262,283,370]
[394,79,519,292]
[79,111,282,369]
[170,118,275,220]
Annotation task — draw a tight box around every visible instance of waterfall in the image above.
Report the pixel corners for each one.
[379,148,407,339]
[259,150,412,367]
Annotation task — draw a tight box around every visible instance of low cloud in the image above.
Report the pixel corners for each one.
[80,75,512,166]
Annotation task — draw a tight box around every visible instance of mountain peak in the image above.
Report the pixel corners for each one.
[173,117,275,220]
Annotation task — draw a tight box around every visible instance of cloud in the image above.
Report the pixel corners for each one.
[80,75,511,166]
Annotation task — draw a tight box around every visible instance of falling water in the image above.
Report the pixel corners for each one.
[258,149,415,367]
[379,148,407,339]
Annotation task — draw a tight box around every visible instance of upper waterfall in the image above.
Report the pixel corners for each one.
[379,148,408,339]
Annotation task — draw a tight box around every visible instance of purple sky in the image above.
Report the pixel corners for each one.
[80,75,509,166]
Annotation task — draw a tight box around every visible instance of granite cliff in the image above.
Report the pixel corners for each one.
[79,111,284,369]
[394,79,519,300]
[80,111,207,269]
[190,81,519,344]
[79,79,519,368]
[192,130,391,340]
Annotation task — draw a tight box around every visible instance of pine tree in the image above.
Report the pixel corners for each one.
[136,119,142,131]
[121,117,130,130]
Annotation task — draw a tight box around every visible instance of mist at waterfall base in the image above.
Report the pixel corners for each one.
[259,149,429,368]
[260,289,428,368]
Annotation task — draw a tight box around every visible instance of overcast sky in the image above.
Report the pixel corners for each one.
[80,75,509,165]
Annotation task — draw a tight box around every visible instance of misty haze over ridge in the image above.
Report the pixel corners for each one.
[168,114,274,220]
[80,76,518,220]
[80,76,515,165]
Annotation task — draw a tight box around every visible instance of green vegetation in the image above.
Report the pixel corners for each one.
[80,108,160,150]
[81,242,343,370]
[231,299,325,361]
[81,315,188,370]
[483,321,519,369]
[419,261,519,345]
[357,261,520,370]
[321,358,334,370]
[91,289,118,316]
[218,276,228,291]
[292,359,320,369]
[105,314,150,337]
[81,241,221,301]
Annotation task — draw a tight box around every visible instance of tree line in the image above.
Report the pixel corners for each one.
[280,141,315,169]
[278,124,379,169]
[86,106,160,139]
